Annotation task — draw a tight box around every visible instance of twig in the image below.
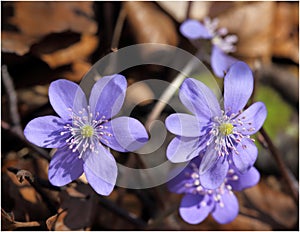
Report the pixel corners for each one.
[2,65,22,134]
[1,65,52,161]
[111,5,127,51]
[7,167,57,214]
[185,1,193,19]
[98,196,147,228]
[145,57,198,130]
[2,208,41,230]
[259,127,299,204]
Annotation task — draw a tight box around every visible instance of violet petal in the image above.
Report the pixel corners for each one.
[101,116,148,152]
[165,113,205,137]
[224,61,253,115]
[180,19,212,40]
[49,79,87,119]
[211,189,239,224]
[89,74,126,120]
[211,45,238,78]
[228,166,260,191]
[236,102,267,135]
[179,194,213,224]
[232,138,258,173]
[166,136,202,163]
[179,78,222,121]
[200,153,229,189]
[24,116,67,148]
[48,148,84,186]
[83,143,117,193]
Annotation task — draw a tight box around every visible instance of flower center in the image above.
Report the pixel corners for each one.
[81,125,94,138]
[219,123,234,136]
[183,162,236,208]
[60,106,112,159]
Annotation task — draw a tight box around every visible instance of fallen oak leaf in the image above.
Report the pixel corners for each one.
[46,209,70,231]
[1,208,41,231]
[38,34,98,69]
[124,2,178,46]
[2,2,97,56]
[8,2,97,37]
[2,32,37,56]
[124,1,178,63]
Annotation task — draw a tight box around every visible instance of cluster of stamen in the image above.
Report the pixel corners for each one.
[203,17,238,53]
[183,163,237,208]
[206,111,255,157]
[60,106,113,159]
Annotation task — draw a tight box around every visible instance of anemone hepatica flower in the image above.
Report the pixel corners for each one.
[168,157,260,224]
[24,74,148,195]
[180,17,238,77]
[165,61,267,189]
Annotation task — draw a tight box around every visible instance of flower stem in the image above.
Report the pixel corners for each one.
[259,127,299,204]
[145,57,198,130]
[111,5,127,51]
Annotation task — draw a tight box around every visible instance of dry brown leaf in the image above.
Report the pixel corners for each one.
[157,1,211,23]
[39,34,98,69]
[46,209,70,231]
[2,32,37,55]
[214,2,276,64]
[2,2,97,57]
[2,152,56,222]
[2,208,41,230]
[124,2,178,46]
[272,2,299,63]
[244,179,298,228]
[8,2,97,37]
[58,184,98,230]
[63,60,92,82]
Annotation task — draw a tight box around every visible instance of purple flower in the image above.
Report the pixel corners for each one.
[24,74,148,195]
[165,61,267,189]
[180,17,238,78]
[168,157,260,224]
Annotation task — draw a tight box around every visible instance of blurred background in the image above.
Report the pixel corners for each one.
[1,1,299,230]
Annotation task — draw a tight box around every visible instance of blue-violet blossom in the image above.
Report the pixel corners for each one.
[168,157,260,224]
[180,17,238,78]
[165,61,267,189]
[24,74,148,195]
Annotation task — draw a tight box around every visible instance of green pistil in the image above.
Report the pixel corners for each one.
[219,123,234,136]
[81,125,94,138]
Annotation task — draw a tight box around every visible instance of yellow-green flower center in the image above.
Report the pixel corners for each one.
[81,125,94,138]
[219,123,234,136]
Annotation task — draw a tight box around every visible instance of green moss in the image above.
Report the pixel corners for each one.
[255,85,294,140]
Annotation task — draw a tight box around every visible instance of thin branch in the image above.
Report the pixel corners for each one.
[185,1,193,19]
[259,127,299,204]
[145,58,198,130]
[7,167,57,214]
[111,5,127,51]
[2,65,22,134]
[2,208,41,230]
[98,196,147,228]
[2,120,51,161]
[2,65,52,161]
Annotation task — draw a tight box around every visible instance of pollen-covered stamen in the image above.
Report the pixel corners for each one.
[203,17,238,54]
[207,112,256,157]
[60,107,113,159]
